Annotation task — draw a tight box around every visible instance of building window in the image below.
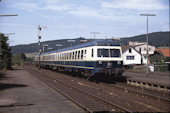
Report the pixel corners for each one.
[139,48,141,53]
[129,48,132,53]
[126,56,134,60]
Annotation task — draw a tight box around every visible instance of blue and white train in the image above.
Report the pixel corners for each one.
[35,40,124,79]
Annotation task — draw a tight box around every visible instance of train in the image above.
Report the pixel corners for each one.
[35,39,124,79]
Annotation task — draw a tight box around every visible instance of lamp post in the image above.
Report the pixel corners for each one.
[140,13,156,76]
[0,14,18,17]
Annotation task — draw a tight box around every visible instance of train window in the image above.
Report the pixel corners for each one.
[67,53,68,60]
[67,53,69,60]
[69,52,72,60]
[72,52,74,60]
[75,51,77,59]
[81,50,83,59]
[84,50,87,59]
[43,56,45,60]
[98,49,120,57]
[65,53,66,60]
[98,49,109,57]
[92,49,94,57]
[78,50,80,60]
[110,49,120,57]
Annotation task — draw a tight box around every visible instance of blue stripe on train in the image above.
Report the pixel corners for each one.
[37,61,123,75]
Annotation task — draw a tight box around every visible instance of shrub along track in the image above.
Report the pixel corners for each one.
[24,65,170,112]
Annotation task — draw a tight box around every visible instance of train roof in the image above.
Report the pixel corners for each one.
[40,39,121,55]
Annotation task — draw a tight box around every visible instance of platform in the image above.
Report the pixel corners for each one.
[123,71,170,91]
[0,69,85,113]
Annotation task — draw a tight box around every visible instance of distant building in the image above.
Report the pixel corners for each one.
[155,48,170,58]
[150,48,170,71]
[121,45,142,65]
[128,41,155,64]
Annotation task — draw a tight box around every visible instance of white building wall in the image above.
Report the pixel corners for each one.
[142,56,147,64]
[135,44,155,55]
[129,41,146,46]
[123,48,141,65]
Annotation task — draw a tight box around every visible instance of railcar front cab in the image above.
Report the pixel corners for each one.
[91,46,124,77]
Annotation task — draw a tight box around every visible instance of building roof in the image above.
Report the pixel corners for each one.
[121,45,130,53]
[155,48,170,57]
[121,45,141,55]
[41,39,121,55]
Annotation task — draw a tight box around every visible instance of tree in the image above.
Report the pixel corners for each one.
[20,53,26,61]
[0,33,12,70]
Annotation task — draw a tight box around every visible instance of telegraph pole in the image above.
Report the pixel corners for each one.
[140,14,156,76]
[0,13,18,55]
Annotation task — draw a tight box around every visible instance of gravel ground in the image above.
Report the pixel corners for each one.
[27,65,170,112]
[0,68,85,113]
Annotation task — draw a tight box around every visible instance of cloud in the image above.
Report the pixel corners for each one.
[69,6,109,19]
[43,0,61,4]
[9,0,71,12]
[42,4,72,11]
[101,0,168,11]
[9,2,39,12]
[68,6,142,24]
[56,24,88,29]
[0,22,33,27]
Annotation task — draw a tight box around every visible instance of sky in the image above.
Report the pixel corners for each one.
[0,0,169,46]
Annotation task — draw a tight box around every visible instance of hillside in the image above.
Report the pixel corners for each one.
[11,37,95,54]
[120,31,170,47]
[11,31,169,54]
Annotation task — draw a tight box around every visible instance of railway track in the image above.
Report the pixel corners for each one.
[24,65,170,112]
[101,82,170,102]
[25,67,132,113]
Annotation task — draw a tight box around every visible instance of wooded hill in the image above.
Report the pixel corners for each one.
[120,31,169,47]
[11,31,169,54]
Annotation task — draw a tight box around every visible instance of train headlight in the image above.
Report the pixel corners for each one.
[98,61,102,64]
[117,61,121,65]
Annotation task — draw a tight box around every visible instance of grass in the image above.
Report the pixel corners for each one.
[11,54,25,66]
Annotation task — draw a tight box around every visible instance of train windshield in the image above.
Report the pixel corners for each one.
[97,49,120,57]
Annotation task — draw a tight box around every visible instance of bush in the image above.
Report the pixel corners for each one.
[11,54,24,66]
